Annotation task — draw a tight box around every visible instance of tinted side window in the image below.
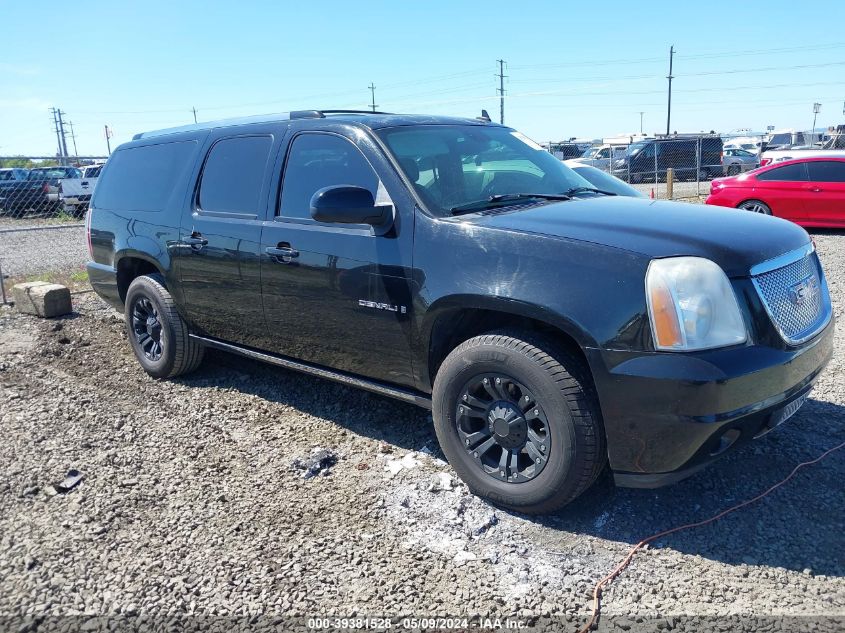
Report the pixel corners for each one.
[94,141,198,212]
[807,161,845,183]
[199,136,272,214]
[756,163,808,182]
[279,134,378,220]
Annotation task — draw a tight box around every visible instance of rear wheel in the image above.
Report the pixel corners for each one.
[432,331,606,514]
[727,165,740,176]
[124,273,204,378]
[738,199,771,215]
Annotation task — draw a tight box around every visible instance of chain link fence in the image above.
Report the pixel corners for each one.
[0,157,102,302]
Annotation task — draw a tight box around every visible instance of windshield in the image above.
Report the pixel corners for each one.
[376,125,592,216]
[627,141,648,155]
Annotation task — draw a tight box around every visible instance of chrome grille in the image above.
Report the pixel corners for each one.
[753,252,830,344]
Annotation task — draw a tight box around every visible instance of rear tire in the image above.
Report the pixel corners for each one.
[727,165,740,176]
[738,199,771,215]
[124,273,204,378]
[432,331,606,514]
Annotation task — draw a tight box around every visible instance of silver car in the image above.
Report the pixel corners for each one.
[722,148,758,175]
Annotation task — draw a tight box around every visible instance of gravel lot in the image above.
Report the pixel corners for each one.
[0,223,86,278]
[0,232,843,632]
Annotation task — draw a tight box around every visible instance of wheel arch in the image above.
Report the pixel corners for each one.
[115,251,166,303]
[421,295,598,392]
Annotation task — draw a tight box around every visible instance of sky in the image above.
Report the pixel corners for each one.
[2,0,845,157]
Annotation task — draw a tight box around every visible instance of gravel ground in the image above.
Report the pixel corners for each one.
[0,223,86,278]
[0,232,843,632]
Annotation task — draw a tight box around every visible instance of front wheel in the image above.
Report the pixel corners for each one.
[738,199,771,215]
[124,273,204,378]
[432,332,606,514]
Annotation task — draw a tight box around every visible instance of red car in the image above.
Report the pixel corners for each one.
[705,156,845,228]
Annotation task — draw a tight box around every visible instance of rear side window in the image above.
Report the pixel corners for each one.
[198,135,273,214]
[279,133,378,220]
[807,161,845,183]
[757,162,808,182]
[93,141,197,212]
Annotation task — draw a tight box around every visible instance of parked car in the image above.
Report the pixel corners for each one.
[0,166,80,214]
[564,160,644,197]
[612,135,723,183]
[548,142,586,160]
[0,168,29,181]
[723,137,762,155]
[60,164,104,217]
[706,157,845,228]
[570,144,628,170]
[87,110,833,514]
[760,149,845,166]
[722,148,759,175]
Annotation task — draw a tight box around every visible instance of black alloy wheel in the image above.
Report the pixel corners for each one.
[456,373,550,483]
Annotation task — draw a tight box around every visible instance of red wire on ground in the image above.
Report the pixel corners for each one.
[577,439,845,633]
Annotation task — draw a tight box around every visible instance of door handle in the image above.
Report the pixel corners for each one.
[182,232,208,250]
[266,243,299,263]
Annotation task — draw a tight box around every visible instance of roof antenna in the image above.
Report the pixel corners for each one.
[478,109,491,123]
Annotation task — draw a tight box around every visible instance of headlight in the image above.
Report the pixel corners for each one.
[646,257,747,351]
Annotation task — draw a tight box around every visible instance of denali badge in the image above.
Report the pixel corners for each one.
[359,299,407,314]
[788,276,819,307]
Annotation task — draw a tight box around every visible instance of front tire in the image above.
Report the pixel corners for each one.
[124,273,204,378]
[432,331,606,514]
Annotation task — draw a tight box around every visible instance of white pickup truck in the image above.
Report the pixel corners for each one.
[59,164,103,217]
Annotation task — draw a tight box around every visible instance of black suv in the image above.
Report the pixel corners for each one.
[86,111,834,514]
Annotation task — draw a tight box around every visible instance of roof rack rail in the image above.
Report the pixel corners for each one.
[289,110,325,120]
[320,109,392,115]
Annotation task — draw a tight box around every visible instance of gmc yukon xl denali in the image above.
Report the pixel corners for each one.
[86,111,834,514]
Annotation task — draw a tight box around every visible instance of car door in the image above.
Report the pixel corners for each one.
[752,161,810,222]
[260,129,416,387]
[176,131,278,348]
[804,160,845,227]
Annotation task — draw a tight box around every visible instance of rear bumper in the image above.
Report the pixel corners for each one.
[86,261,123,311]
[587,317,834,486]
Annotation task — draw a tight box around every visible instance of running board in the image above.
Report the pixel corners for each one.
[189,334,432,409]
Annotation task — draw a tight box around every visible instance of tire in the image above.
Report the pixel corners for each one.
[124,273,204,378]
[432,331,606,514]
[698,167,710,181]
[738,199,771,215]
[727,165,740,176]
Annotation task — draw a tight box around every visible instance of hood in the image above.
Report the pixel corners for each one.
[461,196,809,277]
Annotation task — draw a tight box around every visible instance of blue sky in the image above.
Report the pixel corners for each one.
[2,0,845,156]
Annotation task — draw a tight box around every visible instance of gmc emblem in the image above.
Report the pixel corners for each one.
[788,276,819,307]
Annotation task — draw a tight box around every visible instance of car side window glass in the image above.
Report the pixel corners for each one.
[279,134,379,220]
[198,135,273,215]
[807,161,845,183]
[756,163,808,182]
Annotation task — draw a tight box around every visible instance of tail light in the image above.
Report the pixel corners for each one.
[42,183,50,193]
[760,158,772,166]
[85,207,93,258]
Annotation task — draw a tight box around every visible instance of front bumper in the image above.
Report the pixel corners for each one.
[586,318,834,487]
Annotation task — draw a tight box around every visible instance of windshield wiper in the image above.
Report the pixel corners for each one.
[450,193,571,215]
[562,186,617,197]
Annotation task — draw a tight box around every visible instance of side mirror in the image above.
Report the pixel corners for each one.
[309,185,392,226]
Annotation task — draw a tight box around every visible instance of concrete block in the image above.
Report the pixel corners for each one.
[12,281,72,318]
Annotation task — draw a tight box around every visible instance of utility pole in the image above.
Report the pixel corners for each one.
[50,108,63,161]
[812,102,821,136]
[638,111,645,135]
[104,125,113,155]
[666,45,675,135]
[192,107,198,123]
[57,109,69,164]
[368,83,378,113]
[67,121,79,161]
[496,59,507,125]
